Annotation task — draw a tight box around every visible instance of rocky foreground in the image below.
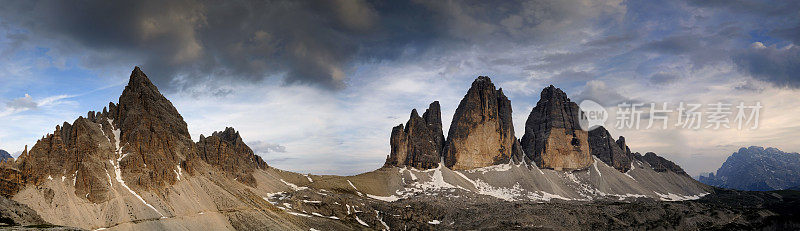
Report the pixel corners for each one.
[265,186,800,230]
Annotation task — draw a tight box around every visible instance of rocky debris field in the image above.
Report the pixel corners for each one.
[0,196,83,230]
[263,184,800,230]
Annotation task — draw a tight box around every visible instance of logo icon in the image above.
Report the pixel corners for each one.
[579,100,607,131]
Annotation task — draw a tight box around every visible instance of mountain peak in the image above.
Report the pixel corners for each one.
[114,66,196,190]
[124,66,161,97]
[539,85,570,105]
[197,127,267,186]
[385,101,445,169]
[212,127,243,144]
[522,85,592,171]
[444,76,522,170]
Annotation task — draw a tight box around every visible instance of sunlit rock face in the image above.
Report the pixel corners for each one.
[385,101,445,169]
[521,85,592,171]
[443,76,523,170]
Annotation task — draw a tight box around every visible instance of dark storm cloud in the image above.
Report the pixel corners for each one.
[733,43,800,88]
[0,0,445,91]
[0,0,630,91]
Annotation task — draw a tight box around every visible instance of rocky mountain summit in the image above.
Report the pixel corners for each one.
[521,85,592,171]
[588,126,631,172]
[0,67,307,230]
[699,146,800,191]
[443,76,524,170]
[4,67,198,203]
[634,152,687,175]
[197,127,268,187]
[385,77,688,177]
[384,102,445,169]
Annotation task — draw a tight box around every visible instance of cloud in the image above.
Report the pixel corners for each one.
[0,0,398,91]
[6,94,37,110]
[649,72,680,85]
[249,140,287,154]
[0,0,632,92]
[573,80,633,107]
[733,42,800,88]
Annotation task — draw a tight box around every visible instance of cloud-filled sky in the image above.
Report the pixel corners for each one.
[0,0,798,176]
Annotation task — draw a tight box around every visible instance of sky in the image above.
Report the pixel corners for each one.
[0,0,799,176]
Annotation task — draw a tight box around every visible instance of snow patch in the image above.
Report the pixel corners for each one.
[287,211,312,217]
[105,171,113,187]
[376,211,390,231]
[367,194,400,202]
[655,192,710,201]
[467,163,512,174]
[592,157,602,177]
[280,179,308,191]
[347,180,364,196]
[110,159,164,217]
[428,220,440,225]
[175,165,183,180]
[355,215,369,227]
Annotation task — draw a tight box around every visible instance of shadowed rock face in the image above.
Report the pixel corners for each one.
[616,136,632,158]
[115,67,197,191]
[0,166,22,197]
[521,85,592,171]
[197,127,268,187]
[634,152,687,175]
[14,116,119,203]
[385,102,445,169]
[443,76,523,170]
[4,67,198,201]
[588,126,631,172]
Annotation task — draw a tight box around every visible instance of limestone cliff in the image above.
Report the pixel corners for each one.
[385,102,445,169]
[521,85,592,171]
[443,76,523,170]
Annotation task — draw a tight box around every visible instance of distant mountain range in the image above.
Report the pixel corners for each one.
[699,146,800,191]
[0,149,12,162]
